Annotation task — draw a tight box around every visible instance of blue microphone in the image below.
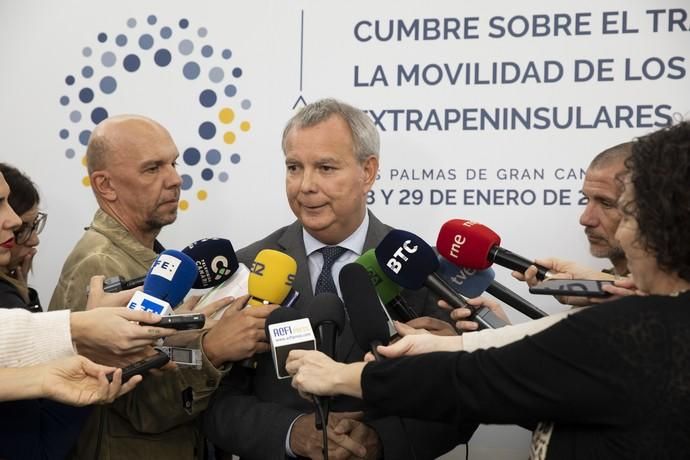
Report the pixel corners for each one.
[182,238,240,289]
[436,257,495,298]
[128,250,198,314]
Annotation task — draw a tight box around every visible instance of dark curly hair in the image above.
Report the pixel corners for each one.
[624,121,690,282]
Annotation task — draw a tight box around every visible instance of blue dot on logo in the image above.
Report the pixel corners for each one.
[232,67,243,78]
[123,54,141,72]
[97,32,108,43]
[147,14,157,25]
[179,18,189,29]
[183,62,200,80]
[224,84,237,97]
[59,129,69,140]
[99,76,117,94]
[198,122,216,140]
[65,75,75,85]
[116,34,128,46]
[201,45,213,58]
[79,130,91,146]
[199,89,217,108]
[222,49,232,59]
[201,168,214,181]
[60,95,69,106]
[183,147,201,166]
[154,49,171,67]
[160,26,172,39]
[69,110,81,122]
[231,153,241,164]
[206,149,221,165]
[218,172,229,182]
[79,88,94,103]
[181,174,193,190]
[82,66,94,78]
[139,34,154,50]
[91,107,109,124]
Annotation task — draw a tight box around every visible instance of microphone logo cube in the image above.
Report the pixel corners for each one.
[127,291,171,316]
[150,254,181,281]
[268,318,316,379]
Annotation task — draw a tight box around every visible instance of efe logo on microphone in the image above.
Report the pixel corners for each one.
[150,254,181,281]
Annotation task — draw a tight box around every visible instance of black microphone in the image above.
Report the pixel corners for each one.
[374,229,469,311]
[181,238,240,289]
[485,280,548,319]
[339,263,391,361]
[306,293,346,430]
[102,275,145,293]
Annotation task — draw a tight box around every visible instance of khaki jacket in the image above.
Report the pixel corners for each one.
[49,209,227,459]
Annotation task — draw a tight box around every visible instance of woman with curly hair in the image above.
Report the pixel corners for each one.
[286,121,690,459]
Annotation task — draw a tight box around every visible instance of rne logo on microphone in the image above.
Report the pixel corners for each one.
[57,15,252,211]
[449,234,467,259]
[151,254,181,281]
[386,240,418,274]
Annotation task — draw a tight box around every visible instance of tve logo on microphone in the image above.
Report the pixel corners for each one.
[150,254,181,281]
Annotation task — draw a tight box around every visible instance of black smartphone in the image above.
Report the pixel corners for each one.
[107,349,170,383]
[529,279,614,298]
[143,313,206,330]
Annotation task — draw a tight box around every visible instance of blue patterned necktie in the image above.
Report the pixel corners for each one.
[314,246,347,295]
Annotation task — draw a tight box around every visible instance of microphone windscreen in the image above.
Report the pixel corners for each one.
[144,249,198,306]
[248,249,297,306]
[374,229,439,290]
[355,249,402,305]
[306,293,346,335]
[339,263,390,351]
[264,306,304,337]
[436,219,500,270]
[182,238,240,289]
[437,257,496,298]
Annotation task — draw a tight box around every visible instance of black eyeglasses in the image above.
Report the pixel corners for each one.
[14,211,47,245]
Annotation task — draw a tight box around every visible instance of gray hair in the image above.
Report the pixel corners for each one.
[589,142,632,170]
[281,98,379,163]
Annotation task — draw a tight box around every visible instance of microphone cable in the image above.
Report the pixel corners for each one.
[313,395,329,460]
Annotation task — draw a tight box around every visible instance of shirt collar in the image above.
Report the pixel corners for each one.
[303,212,369,257]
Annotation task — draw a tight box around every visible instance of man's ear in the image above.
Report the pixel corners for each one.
[361,155,379,188]
[90,171,116,202]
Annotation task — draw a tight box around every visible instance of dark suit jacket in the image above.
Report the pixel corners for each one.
[203,212,477,459]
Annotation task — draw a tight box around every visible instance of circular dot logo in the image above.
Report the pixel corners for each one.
[58,14,252,210]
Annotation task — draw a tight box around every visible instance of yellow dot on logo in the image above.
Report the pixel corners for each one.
[81,155,88,167]
[219,108,235,124]
[224,131,236,144]
[179,200,189,211]
[81,176,91,187]
[197,190,208,201]
[240,121,251,132]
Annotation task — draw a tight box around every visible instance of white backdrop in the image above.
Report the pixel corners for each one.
[1,1,689,458]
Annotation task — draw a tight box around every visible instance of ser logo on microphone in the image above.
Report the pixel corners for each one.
[150,254,181,281]
[386,240,418,274]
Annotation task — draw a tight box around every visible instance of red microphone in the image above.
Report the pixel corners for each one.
[436,219,553,280]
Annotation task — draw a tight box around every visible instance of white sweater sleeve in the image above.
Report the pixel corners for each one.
[462,308,585,352]
[0,309,76,367]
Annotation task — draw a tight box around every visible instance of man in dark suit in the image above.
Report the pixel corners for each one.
[203,98,475,459]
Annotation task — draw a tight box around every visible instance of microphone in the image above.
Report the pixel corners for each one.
[265,307,317,379]
[101,275,146,293]
[127,250,198,315]
[374,229,469,311]
[339,263,391,361]
[247,249,297,306]
[305,293,346,430]
[435,258,507,328]
[436,257,495,298]
[485,280,548,320]
[355,249,418,322]
[436,219,554,280]
[181,238,240,289]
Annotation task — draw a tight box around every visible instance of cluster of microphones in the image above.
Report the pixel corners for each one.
[103,219,550,417]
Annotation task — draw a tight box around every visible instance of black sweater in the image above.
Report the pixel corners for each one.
[363,292,690,459]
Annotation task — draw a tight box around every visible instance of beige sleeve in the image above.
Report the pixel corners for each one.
[462,308,583,352]
[0,309,76,367]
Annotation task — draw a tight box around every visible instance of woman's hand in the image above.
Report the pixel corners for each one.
[286,350,365,399]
